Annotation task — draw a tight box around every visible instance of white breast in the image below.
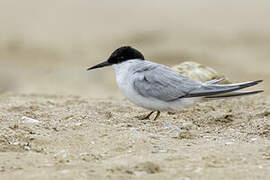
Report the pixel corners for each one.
[112,60,149,108]
[112,60,198,111]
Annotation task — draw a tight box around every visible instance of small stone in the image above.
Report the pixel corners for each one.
[74,122,82,126]
[24,145,31,151]
[133,170,147,176]
[182,122,193,129]
[250,138,257,142]
[21,116,40,123]
[225,142,234,145]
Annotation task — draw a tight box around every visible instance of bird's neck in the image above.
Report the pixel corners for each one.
[112,59,141,75]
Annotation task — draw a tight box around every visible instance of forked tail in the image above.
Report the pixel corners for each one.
[184,80,263,98]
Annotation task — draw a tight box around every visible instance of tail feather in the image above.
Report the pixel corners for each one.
[184,80,263,98]
[204,90,264,99]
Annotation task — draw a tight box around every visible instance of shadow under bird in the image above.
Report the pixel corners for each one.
[87,46,263,120]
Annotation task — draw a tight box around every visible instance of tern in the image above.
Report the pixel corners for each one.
[87,46,263,120]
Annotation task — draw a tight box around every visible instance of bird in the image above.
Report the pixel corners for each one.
[87,46,263,120]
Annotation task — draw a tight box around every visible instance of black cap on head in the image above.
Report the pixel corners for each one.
[107,46,145,64]
[87,46,144,71]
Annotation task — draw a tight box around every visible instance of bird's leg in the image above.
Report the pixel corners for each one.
[153,111,161,121]
[137,111,154,120]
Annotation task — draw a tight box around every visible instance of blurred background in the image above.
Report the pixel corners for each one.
[0,0,269,98]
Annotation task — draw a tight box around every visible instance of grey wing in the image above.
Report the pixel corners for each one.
[133,65,202,101]
[133,63,263,101]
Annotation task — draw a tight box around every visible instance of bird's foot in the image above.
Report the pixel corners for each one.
[136,111,154,120]
[136,111,161,121]
[153,111,161,121]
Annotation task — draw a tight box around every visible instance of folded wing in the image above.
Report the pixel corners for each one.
[133,63,263,101]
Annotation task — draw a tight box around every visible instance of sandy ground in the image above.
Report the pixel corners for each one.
[0,0,270,179]
[0,94,269,180]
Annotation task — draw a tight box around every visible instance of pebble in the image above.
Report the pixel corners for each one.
[225,142,234,145]
[24,145,31,151]
[74,122,82,126]
[133,171,147,176]
[21,116,40,123]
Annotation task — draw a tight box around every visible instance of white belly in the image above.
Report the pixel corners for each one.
[112,61,198,111]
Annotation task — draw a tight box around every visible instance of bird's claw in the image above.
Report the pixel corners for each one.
[136,111,154,120]
[136,111,161,121]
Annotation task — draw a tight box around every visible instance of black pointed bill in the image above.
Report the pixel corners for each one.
[87,61,111,71]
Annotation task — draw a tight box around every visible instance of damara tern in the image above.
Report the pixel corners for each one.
[87,46,263,120]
